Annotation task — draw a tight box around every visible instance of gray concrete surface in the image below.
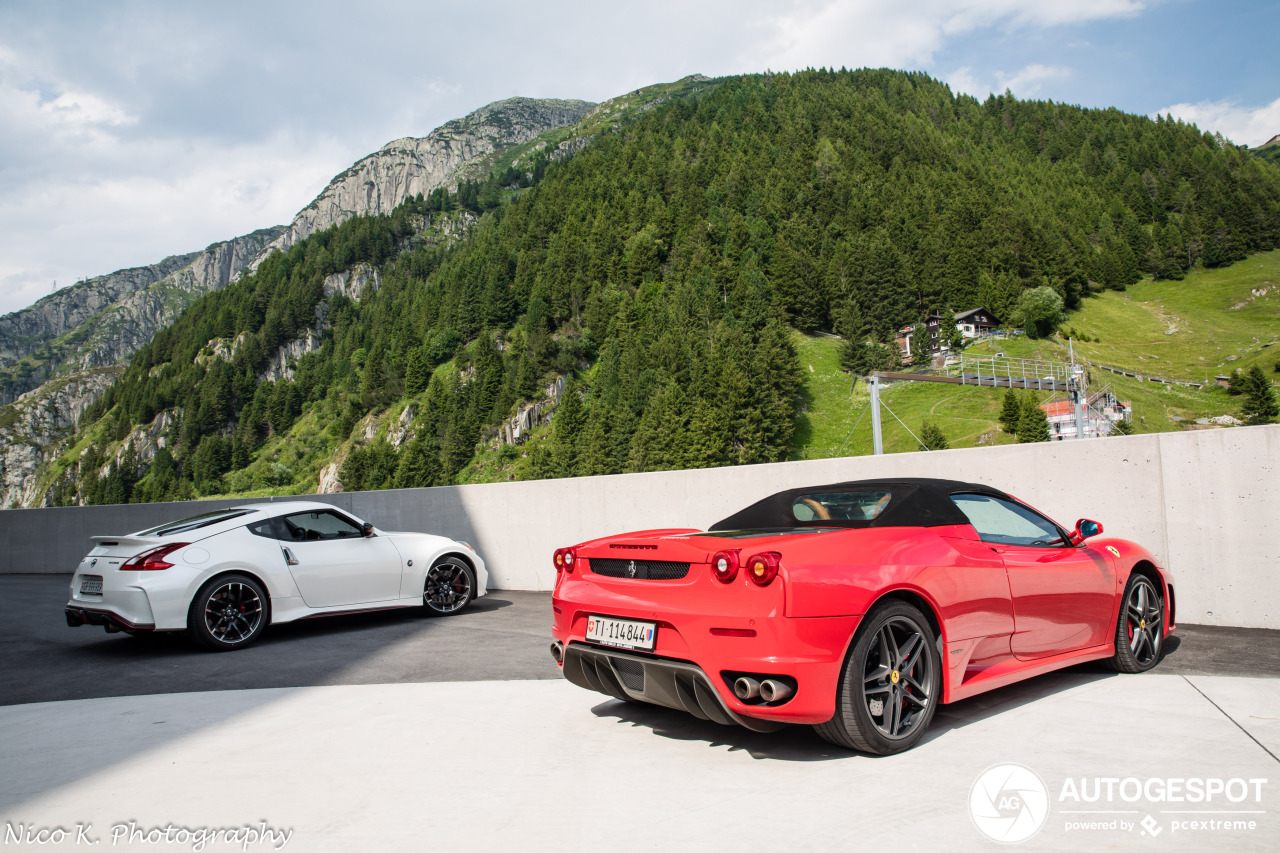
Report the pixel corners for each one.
[5,574,1280,706]
[1,424,1277,628]
[0,576,559,706]
[0,675,1276,852]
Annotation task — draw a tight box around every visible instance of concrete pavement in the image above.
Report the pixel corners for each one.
[0,674,1276,852]
[5,575,1279,707]
[4,575,1279,851]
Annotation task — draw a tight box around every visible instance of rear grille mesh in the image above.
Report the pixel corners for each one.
[611,658,645,691]
[588,558,691,580]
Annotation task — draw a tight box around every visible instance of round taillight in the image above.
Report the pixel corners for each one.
[711,549,739,583]
[553,547,576,573]
[745,552,780,586]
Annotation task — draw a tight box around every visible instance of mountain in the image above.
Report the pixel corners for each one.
[246,97,596,273]
[0,227,285,407]
[1253,133,1280,167]
[18,69,1280,508]
[0,95,601,507]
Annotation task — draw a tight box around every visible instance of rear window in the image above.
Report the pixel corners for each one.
[138,509,254,537]
[791,491,892,523]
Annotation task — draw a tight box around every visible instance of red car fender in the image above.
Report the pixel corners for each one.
[1097,538,1176,634]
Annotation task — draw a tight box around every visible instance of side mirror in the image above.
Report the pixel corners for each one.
[361,521,374,537]
[1070,518,1103,545]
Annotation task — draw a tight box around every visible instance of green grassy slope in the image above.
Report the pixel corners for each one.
[791,251,1280,456]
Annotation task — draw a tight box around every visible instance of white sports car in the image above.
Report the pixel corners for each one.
[65,501,488,650]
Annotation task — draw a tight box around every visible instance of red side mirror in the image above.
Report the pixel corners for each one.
[1071,518,1103,545]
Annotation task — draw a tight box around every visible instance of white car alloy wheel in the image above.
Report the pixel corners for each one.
[189,574,268,651]
[424,557,475,615]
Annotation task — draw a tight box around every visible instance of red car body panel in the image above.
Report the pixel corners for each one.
[551,481,1175,727]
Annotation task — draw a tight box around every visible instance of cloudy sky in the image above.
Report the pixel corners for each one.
[1,0,1276,316]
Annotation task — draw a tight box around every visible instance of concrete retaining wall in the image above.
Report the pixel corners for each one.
[2,425,1276,628]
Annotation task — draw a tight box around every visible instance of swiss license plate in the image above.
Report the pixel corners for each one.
[586,615,657,650]
[80,575,103,595]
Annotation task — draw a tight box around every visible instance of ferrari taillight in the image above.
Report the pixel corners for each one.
[710,549,740,583]
[553,547,577,574]
[744,552,780,586]
[121,542,189,571]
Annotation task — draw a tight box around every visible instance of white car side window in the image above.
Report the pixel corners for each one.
[282,511,363,541]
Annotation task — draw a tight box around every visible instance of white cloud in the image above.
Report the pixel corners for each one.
[996,64,1071,97]
[944,66,986,98]
[39,90,135,127]
[759,0,1146,72]
[944,63,1070,99]
[1156,97,1280,149]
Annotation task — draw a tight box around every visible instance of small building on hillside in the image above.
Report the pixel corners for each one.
[1041,392,1132,440]
[954,307,1001,338]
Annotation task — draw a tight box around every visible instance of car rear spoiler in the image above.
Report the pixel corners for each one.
[90,535,163,550]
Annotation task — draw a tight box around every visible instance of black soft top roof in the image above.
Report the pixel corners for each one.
[709,477,1012,531]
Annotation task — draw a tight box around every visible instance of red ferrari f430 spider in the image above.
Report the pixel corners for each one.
[550,478,1175,754]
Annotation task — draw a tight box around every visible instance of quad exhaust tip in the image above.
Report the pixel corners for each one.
[550,641,564,664]
[758,679,793,704]
[735,676,793,704]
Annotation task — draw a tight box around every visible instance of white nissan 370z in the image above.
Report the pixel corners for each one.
[65,501,488,650]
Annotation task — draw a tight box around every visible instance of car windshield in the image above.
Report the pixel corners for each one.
[137,509,254,537]
[791,491,892,523]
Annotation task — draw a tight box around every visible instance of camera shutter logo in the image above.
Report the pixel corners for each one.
[970,763,1050,843]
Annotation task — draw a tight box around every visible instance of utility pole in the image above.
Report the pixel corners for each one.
[870,373,884,455]
[1070,338,1086,440]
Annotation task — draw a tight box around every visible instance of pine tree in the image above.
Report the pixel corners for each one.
[999,389,1022,435]
[920,420,949,450]
[1240,365,1279,424]
[393,435,442,488]
[404,348,428,397]
[550,382,586,477]
[1017,393,1051,443]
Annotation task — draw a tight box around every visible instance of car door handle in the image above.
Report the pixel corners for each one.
[282,547,299,566]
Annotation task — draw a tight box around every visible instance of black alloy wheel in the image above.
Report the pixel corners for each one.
[423,557,475,616]
[814,600,941,755]
[188,574,268,651]
[1108,573,1164,673]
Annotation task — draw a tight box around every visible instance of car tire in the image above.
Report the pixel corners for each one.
[187,574,268,652]
[1106,573,1164,673]
[423,556,476,616]
[814,600,941,755]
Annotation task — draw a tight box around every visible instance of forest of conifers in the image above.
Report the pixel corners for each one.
[57,68,1280,505]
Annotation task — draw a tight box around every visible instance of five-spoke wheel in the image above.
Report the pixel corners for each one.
[815,600,940,754]
[1109,573,1164,672]
[188,574,267,651]
[423,557,475,616]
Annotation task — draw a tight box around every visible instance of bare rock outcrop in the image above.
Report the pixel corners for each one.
[0,368,122,508]
[246,98,594,272]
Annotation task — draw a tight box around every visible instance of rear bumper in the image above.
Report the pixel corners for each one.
[65,606,155,632]
[553,586,859,725]
[563,644,783,732]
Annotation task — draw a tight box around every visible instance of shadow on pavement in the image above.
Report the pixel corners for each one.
[1,576,557,707]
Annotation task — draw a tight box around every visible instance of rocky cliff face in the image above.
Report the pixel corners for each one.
[246,98,595,272]
[0,226,284,406]
[0,368,122,508]
[0,255,199,366]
